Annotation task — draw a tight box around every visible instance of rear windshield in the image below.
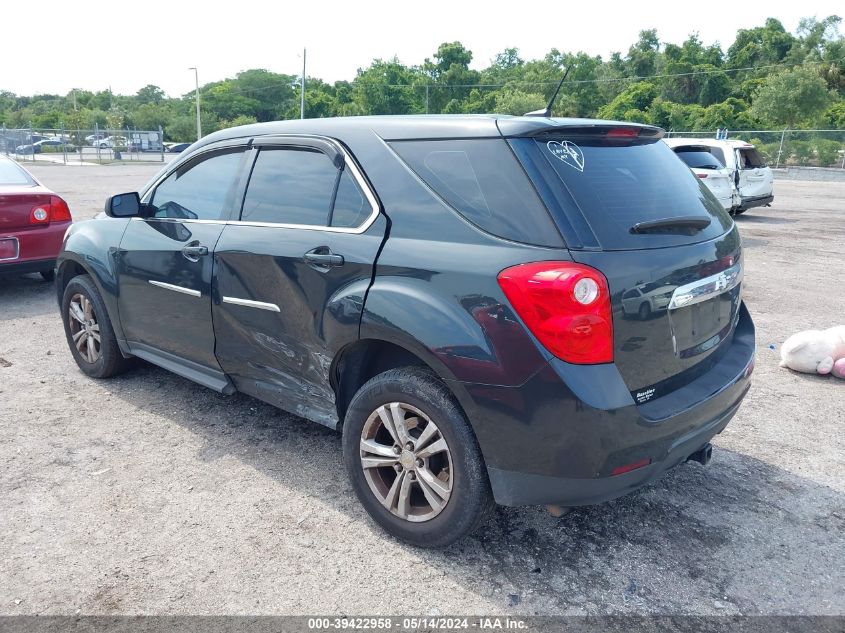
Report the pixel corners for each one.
[389,138,563,247]
[509,136,733,251]
[738,148,765,168]
[674,148,724,170]
[0,159,34,185]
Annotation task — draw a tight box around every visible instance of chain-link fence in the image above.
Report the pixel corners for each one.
[1,124,166,164]
[665,129,845,169]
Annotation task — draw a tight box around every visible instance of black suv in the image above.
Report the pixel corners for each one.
[57,116,754,547]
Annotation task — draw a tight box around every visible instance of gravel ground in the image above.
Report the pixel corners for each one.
[1,164,843,616]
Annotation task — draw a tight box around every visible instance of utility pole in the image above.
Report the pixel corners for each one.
[300,48,306,119]
[188,67,201,140]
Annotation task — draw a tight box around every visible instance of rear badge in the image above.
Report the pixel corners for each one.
[635,388,656,404]
[547,140,585,172]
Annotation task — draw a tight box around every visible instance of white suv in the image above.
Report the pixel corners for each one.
[664,138,774,215]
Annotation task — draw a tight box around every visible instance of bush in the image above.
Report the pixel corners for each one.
[788,140,813,165]
[814,139,842,167]
[41,145,77,153]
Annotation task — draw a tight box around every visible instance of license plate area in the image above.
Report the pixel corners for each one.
[669,291,739,358]
[0,237,20,261]
[667,261,743,359]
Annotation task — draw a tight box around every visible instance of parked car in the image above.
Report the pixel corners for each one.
[165,142,191,153]
[663,140,738,213]
[15,138,76,154]
[0,156,73,281]
[56,116,754,546]
[621,283,675,320]
[664,138,773,214]
[85,134,108,144]
[93,136,128,149]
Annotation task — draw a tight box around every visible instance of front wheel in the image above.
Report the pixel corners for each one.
[61,274,132,378]
[342,367,494,548]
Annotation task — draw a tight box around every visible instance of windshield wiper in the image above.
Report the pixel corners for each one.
[630,216,712,234]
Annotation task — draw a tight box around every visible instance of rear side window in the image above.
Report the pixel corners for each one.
[0,159,34,185]
[331,170,369,228]
[150,148,245,221]
[390,139,562,247]
[738,148,765,168]
[242,148,335,226]
[511,136,733,251]
[674,148,724,170]
[241,148,372,228]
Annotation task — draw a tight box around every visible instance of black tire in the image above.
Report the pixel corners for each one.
[638,302,650,320]
[733,207,747,215]
[342,366,494,548]
[40,269,55,282]
[61,274,132,378]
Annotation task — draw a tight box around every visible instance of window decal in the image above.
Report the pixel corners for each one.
[547,140,585,172]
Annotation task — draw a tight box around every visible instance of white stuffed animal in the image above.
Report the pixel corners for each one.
[779,326,845,378]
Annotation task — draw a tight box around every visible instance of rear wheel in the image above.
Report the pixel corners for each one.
[61,275,132,378]
[342,367,494,547]
[638,302,651,320]
[733,207,747,215]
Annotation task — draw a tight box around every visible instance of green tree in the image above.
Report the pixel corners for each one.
[136,84,165,105]
[751,67,833,126]
[598,82,657,119]
[494,89,546,115]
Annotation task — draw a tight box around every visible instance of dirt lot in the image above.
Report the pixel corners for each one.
[1,164,843,616]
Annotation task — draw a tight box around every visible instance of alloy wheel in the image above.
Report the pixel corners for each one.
[359,402,453,523]
[68,293,102,364]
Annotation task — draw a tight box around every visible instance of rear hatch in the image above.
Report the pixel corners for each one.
[506,123,742,401]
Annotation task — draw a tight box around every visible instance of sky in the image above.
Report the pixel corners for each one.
[2,0,842,97]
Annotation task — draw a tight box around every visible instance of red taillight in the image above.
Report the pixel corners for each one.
[497,261,613,364]
[50,196,72,222]
[29,196,71,224]
[697,173,708,179]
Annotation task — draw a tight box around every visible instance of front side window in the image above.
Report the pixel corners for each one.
[150,148,245,221]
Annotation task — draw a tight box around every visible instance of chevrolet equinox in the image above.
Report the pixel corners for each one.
[57,116,755,547]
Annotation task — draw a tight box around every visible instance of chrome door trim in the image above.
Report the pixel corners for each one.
[221,296,281,312]
[668,261,743,310]
[148,280,201,297]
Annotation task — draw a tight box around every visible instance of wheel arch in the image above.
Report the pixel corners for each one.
[331,337,475,430]
[56,252,128,351]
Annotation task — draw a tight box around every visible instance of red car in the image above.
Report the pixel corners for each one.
[0,156,72,281]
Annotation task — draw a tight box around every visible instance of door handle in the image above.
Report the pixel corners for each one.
[182,242,208,262]
[304,247,344,269]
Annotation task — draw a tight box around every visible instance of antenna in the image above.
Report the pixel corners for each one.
[524,66,571,118]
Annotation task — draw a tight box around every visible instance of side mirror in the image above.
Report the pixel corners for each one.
[105,192,141,218]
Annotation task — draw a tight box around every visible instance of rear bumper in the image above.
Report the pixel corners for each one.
[0,222,68,275]
[738,194,773,210]
[457,303,755,507]
[488,393,743,506]
[0,257,55,276]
